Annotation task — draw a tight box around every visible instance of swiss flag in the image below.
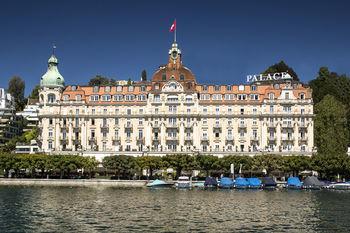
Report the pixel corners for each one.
[169,20,176,32]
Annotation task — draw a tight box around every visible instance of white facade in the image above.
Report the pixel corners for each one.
[38,43,314,158]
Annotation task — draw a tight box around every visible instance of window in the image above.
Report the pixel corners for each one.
[214,85,221,91]
[115,118,119,125]
[140,86,146,92]
[162,73,166,81]
[224,94,235,100]
[155,83,160,90]
[76,109,79,115]
[91,119,95,125]
[180,74,185,81]
[226,85,232,91]
[101,95,111,101]
[238,85,245,91]
[125,95,135,101]
[251,85,257,91]
[116,86,122,92]
[250,94,259,100]
[90,95,99,101]
[300,93,305,100]
[285,92,290,100]
[154,95,160,102]
[270,105,274,113]
[93,86,99,93]
[137,94,146,101]
[127,109,132,115]
[114,95,123,101]
[283,106,292,113]
[128,86,134,92]
[200,94,210,100]
[202,85,208,91]
[237,94,246,100]
[48,94,56,103]
[92,109,95,114]
[63,95,69,101]
[48,130,53,137]
[49,119,53,125]
[212,94,222,100]
[48,141,53,150]
[71,85,77,91]
[76,95,82,101]
[240,108,244,115]
[105,86,111,92]
[268,93,275,100]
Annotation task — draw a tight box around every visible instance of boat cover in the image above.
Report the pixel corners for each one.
[247,177,262,187]
[235,177,249,187]
[219,177,234,187]
[261,177,277,186]
[150,179,167,186]
[204,177,218,186]
[303,176,323,187]
[287,177,302,187]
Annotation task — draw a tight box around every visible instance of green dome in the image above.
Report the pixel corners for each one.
[40,55,65,87]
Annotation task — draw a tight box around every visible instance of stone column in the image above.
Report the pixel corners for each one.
[68,121,73,150]
[179,122,185,151]
[276,122,281,152]
[55,120,60,151]
[161,122,166,152]
[294,122,299,152]
[145,122,152,150]
[261,120,267,150]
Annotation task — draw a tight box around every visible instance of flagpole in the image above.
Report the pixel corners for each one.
[174,19,177,43]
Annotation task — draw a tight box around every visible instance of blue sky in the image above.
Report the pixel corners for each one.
[1,0,350,95]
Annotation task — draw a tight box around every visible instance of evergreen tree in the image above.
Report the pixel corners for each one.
[141,70,147,81]
[8,76,25,111]
[263,60,299,81]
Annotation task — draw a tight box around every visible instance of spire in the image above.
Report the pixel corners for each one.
[40,46,64,88]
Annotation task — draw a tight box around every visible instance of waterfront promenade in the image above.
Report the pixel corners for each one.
[0,178,147,187]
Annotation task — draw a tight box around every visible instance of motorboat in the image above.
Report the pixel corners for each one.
[286,177,302,189]
[261,177,277,190]
[175,176,191,189]
[328,182,350,190]
[218,177,234,189]
[234,177,249,189]
[302,176,323,190]
[247,177,262,189]
[204,177,218,189]
[146,179,173,188]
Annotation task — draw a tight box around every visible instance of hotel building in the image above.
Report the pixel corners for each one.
[38,42,314,157]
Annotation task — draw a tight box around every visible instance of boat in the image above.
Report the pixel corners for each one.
[234,177,249,189]
[218,177,234,189]
[302,176,323,190]
[247,177,262,189]
[175,176,191,189]
[328,182,350,190]
[286,177,302,189]
[146,179,173,188]
[204,177,218,189]
[261,177,277,190]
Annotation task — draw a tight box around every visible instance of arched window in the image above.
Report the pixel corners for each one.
[300,93,305,100]
[180,74,185,81]
[48,94,56,103]
[268,93,274,100]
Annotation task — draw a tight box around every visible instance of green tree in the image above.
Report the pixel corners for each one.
[282,156,311,176]
[8,76,26,111]
[252,154,283,175]
[314,95,348,156]
[162,154,196,178]
[195,154,220,176]
[28,85,40,100]
[141,70,147,81]
[136,156,162,178]
[88,75,115,86]
[102,155,136,179]
[219,155,253,174]
[263,60,299,81]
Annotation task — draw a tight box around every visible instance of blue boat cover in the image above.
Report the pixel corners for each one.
[247,177,262,187]
[204,177,218,186]
[235,177,249,187]
[219,177,234,187]
[287,177,302,187]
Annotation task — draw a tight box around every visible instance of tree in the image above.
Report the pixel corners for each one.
[141,70,147,81]
[8,76,26,111]
[314,95,348,156]
[162,154,196,178]
[195,155,220,176]
[252,154,283,175]
[263,60,299,81]
[136,156,162,178]
[127,78,132,86]
[88,75,115,86]
[219,155,253,174]
[282,156,311,176]
[28,85,40,100]
[102,155,136,179]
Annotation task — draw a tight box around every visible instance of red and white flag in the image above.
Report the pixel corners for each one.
[169,19,176,32]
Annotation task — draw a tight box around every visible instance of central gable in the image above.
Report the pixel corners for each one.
[162,80,184,93]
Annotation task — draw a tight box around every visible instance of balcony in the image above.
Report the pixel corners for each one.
[100,124,109,130]
[250,136,259,141]
[73,137,81,145]
[201,135,209,141]
[59,137,68,144]
[124,123,133,129]
[213,123,221,129]
[226,135,234,142]
[136,136,145,144]
[185,123,193,128]
[152,137,160,142]
[153,122,161,128]
[282,123,294,128]
[298,136,308,142]
[167,122,179,128]
[282,136,294,141]
[267,122,276,128]
[185,136,192,141]
[268,136,276,142]
[166,136,178,141]
[88,137,97,144]
[73,126,81,133]
[238,123,247,128]
[299,122,307,128]
[112,136,121,143]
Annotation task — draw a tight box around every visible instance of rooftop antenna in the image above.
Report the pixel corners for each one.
[52,43,57,55]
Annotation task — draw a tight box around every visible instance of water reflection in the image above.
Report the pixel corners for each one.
[0,187,349,232]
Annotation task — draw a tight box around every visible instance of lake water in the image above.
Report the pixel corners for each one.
[0,186,349,232]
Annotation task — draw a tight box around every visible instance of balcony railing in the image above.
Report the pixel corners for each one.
[282,123,293,128]
[267,122,276,128]
[238,123,247,128]
[124,123,133,128]
[201,135,209,141]
[250,136,259,141]
[282,136,294,141]
[298,136,308,142]
[226,135,234,141]
[166,136,178,141]
[167,122,179,128]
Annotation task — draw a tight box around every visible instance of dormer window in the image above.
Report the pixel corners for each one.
[93,86,99,93]
[214,85,220,91]
[269,93,275,100]
[105,86,111,92]
[116,86,122,92]
[63,95,69,101]
[251,85,257,91]
[71,85,77,91]
[180,74,185,81]
[155,83,160,90]
[140,86,146,92]
[162,73,166,81]
[226,85,232,91]
[202,85,208,91]
[128,86,134,92]
[76,95,82,101]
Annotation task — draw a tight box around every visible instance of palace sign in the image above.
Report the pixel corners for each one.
[246,72,292,83]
